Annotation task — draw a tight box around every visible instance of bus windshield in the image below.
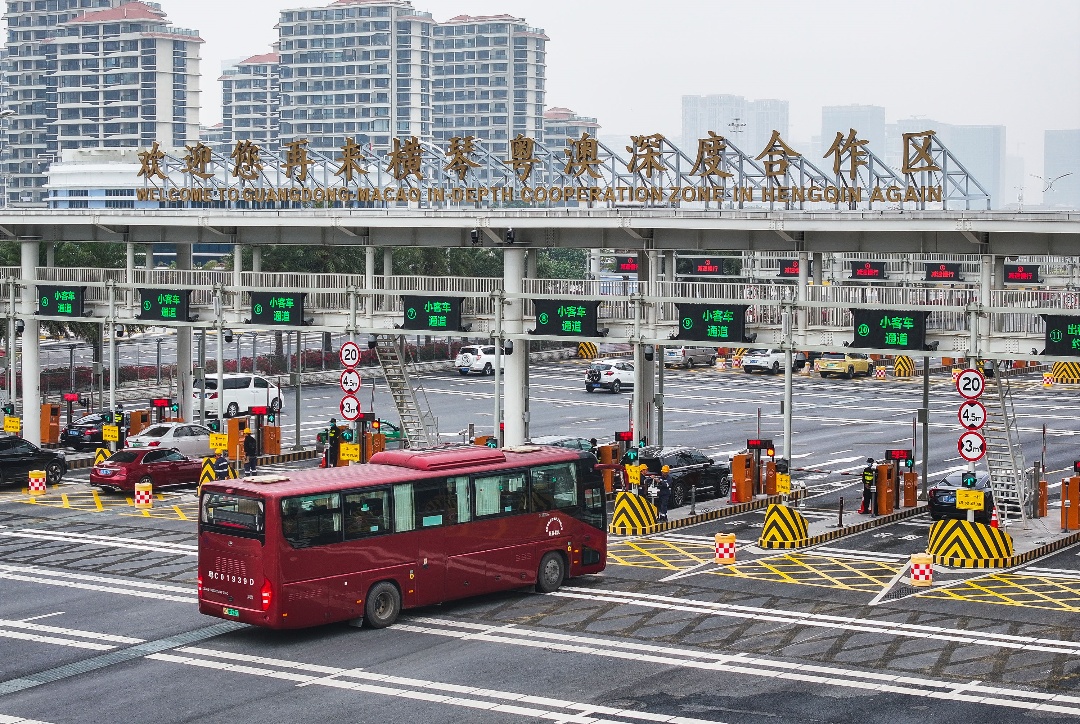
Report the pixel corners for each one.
[201,492,265,540]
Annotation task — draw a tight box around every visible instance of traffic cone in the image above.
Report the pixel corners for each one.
[989,507,1000,528]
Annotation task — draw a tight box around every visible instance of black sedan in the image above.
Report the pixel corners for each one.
[927,470,994,524]
[61,412,111,451]
[620,445,731,508]
[0,434,67,486]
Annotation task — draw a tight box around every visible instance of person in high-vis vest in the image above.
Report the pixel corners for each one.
[859,458,876,514]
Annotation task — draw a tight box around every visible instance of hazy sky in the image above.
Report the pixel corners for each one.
[166,0,1079,193]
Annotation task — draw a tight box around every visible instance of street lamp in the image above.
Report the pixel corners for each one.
[1032,172,1073,194]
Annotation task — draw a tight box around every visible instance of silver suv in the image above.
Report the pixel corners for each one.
[664,346,717,369]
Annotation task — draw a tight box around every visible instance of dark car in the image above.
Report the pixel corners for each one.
[531,435,595,452]
[620,445,731,508]
[0,434,67,486]
[61,411,111,451]
[927,470,994,524]
[90,448,203,492]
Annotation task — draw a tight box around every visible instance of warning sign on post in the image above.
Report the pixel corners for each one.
[338,442,360,463]
[102,425,119,443]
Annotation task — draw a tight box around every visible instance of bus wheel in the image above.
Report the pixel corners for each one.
[535,552,565,594]
[364,581,401,629]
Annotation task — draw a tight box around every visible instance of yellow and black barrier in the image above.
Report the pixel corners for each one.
[927,518,1014,568]
[577,342,598,359]
[758,503,810,549]
[199,458,216,488]
[93,447,109,466]
[1051,361,1080,383]
[893,356,915,378]
[608,491,658,536]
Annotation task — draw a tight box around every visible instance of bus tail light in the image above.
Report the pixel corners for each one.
[197,576,203,597]
[260,579,272,611]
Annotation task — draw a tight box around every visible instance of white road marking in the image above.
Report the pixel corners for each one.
[0,563,195,603]
[0,714,55,724]
[0,529,197,556]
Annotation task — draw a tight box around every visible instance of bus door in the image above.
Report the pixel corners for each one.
[395,480,457,606]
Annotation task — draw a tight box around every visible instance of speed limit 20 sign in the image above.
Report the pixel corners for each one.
[339,341,361,368]
[955,368,985,399]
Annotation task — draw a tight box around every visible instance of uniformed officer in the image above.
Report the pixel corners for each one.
[242,428,258,475]
[657,465,672,521]
[212,449,230,480]
[327,417,340,467]
[860,458,876,515]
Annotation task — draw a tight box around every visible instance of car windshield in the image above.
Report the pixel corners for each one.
[74,414,102,424]
[821,353,845,360]
[107,451,139,464]
[460,347,479,355]
[588,363,612,370]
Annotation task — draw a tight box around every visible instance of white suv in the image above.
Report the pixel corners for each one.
[193,373,283,418]
[585,359,635,393]
[455,345,503,376]
[664,346,717,369]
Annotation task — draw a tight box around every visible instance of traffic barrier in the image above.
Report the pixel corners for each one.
[874,366,886,380]
[989,507,1000,529]
[199,458,216,488]
[927,518,1014,567]
[732,357,742,369]
[893,355,915,378]
[951,368,961,385]
[757,503,810,549]
[908,553,933,587]
[714,533,736,564]
[577,342,598,359]
[1043,372,1054,388]
[801,360,811,376]
[134,481,153,509]
[608,491,658,536]
[27,469,46,495]
[716,357,726,371]
[1051,361,1080,382]
[94,447,110,466]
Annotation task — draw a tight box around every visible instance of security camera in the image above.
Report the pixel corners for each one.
[504,228,515,244]
[470,229,480,246]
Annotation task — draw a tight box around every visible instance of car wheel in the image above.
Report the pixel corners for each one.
[771,361,780,375]
[483,363,494,376]
[709,356,717,366]
[72,442,84,452]
[138,475,153,488]
[866,363,875,377]
[585,385,595,393]
[226,402,240,418]
[364,581,401,629]
[717,474,732,499]
[744,367,753,374]
[685,358,694,369]
[611,380,622,394]
[845,367,854,380]
[671,483,687,508]
[270,397,282,413]
[820,372,829,378]
[535,552,565,593]
[458,369,470,376]
[45,461,65,485]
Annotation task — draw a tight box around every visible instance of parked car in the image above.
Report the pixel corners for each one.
[927,470,994,524]
[620,445,731,508]
[531,435,595,452]
[373,419,404,441]
[664,346,717,369]
[61,411,112,451]
[741,348,803,374]
[585,359,635,393]
[0,435,67,486]
[127,422,215,458]
[90,448,203,493]
[818,351,874,379]
[455,345,503,376]
[193,373,283,418]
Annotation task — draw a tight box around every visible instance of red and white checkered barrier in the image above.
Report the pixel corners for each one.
[28,469,46,495]
[714,533,736,565]
[874,366,886,380]
[716,358,726,371]
[134,481,153,509]
[909,553,933,587]
[732,357,743,369]
[951,368,962,385]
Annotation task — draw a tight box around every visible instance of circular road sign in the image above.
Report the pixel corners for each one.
[339,368,361,395]
[339,394,361,421]
[339,341,361,368]
[958,431,986,462]
[958,400,987,431]
[955,368,986,400]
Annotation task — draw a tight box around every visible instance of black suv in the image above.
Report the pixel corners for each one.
[0,435,68,486]
[620,445,731,508]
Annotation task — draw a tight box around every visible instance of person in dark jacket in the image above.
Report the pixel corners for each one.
[859,458,876,514]
[327,418,340,468]
[212,449,231,480]
[243,428,258,475]
[657,465,672,521]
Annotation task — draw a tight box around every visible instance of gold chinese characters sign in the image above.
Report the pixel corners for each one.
[135,130,960,209]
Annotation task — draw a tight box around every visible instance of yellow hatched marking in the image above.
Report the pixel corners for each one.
[919,574,1080,612]
[92,489,104,511]
[607,540,714,570]
[173,505,187,521]
[61,493,70,509]
[709,554,902,593]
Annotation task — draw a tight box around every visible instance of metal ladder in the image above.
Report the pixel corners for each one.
[980,361,1028,522]
[373,335,439,449]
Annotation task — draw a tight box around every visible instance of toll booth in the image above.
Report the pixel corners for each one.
[875,464,895,515]
[745,439,775,496]
[1063,476,1080,531]
[227,416,251,461]
[731,453,753,503]
[128,409,151,436]
[363,432,386,462]
[262,425,281,456]
[40,403,60,444]
[248,406,269,457]
[884,450,915,508]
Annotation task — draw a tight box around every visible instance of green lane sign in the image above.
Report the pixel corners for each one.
[676,303,748,342]
[850,309,928,350]
[37,285,86,317]
[1043,315,1080,356]
[401,295,463,331]
[250,291,306,326]
[533,299,601,337]
[138,288,192,322]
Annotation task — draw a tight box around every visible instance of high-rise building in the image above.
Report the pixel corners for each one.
[746,99,788,156]
[821,104,887,161]
[936,124,1006,207]
[277,0,434,158]
[1043,129,1080,209]
[681,94,789,156]
[433,14,546,157]
[542,107,598,144]
[3,0,200,206]
[220,52,279,149]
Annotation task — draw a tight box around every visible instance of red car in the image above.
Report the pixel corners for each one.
[90,448,202,492]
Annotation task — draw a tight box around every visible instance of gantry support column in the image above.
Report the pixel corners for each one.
[797,251,809,346]
[232,240,243,315]
[176,243,193,422]
[252,246,262,274]
[365,246,376,326]
[633,250,655,447]
[502,247,527,446]
[20,238,40,445]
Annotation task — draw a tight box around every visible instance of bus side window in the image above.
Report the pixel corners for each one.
[448,475,471,524]
[414,480,449,528]
[344,489,390,540]
[531,463,577,511]
[472,472,527,517]
[281,493,341,548]
[393,484,414,533]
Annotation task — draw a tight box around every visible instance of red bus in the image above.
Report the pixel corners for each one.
[198,444,607,629]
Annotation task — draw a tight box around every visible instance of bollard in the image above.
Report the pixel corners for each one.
[27,469,46,495]
[951,368,961,385]
[1043,372,1054,388]
[714,533,736,565]
[717,357,726,371]
[134,481,153,510]
[874,367,886,380]
[690,485,696,516]
[837,496,844,527]
[909,553,933,587]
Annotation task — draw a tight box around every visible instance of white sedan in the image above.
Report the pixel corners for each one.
[126,422,215,458]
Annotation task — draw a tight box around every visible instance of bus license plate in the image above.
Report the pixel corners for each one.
[222,607,239,617]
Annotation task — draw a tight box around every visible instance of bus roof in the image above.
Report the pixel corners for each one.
[201,444,588,498]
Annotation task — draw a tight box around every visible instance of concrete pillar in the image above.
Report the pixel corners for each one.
[383,247,393,278]
[813,252,823,286]
[979,255,993,358]
[20,238,40,445]
[175,243,193,422]
[145,244,154,271]
[365,246,376,323]
[525,248,538,281]
[797,250,809,345]
[232,241,242,314]
[251,246,262,274]
[125,241,135,283]
[44,242,54,268]
[502,247,526,446]
[589,249,601,279]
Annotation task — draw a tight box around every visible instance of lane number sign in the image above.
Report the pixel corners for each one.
[339,394,361,421]
[958,400,987,431]
[339,341,361,368]
[955,368,985,399]
[339,369,361,395]
[958,431,986,462]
